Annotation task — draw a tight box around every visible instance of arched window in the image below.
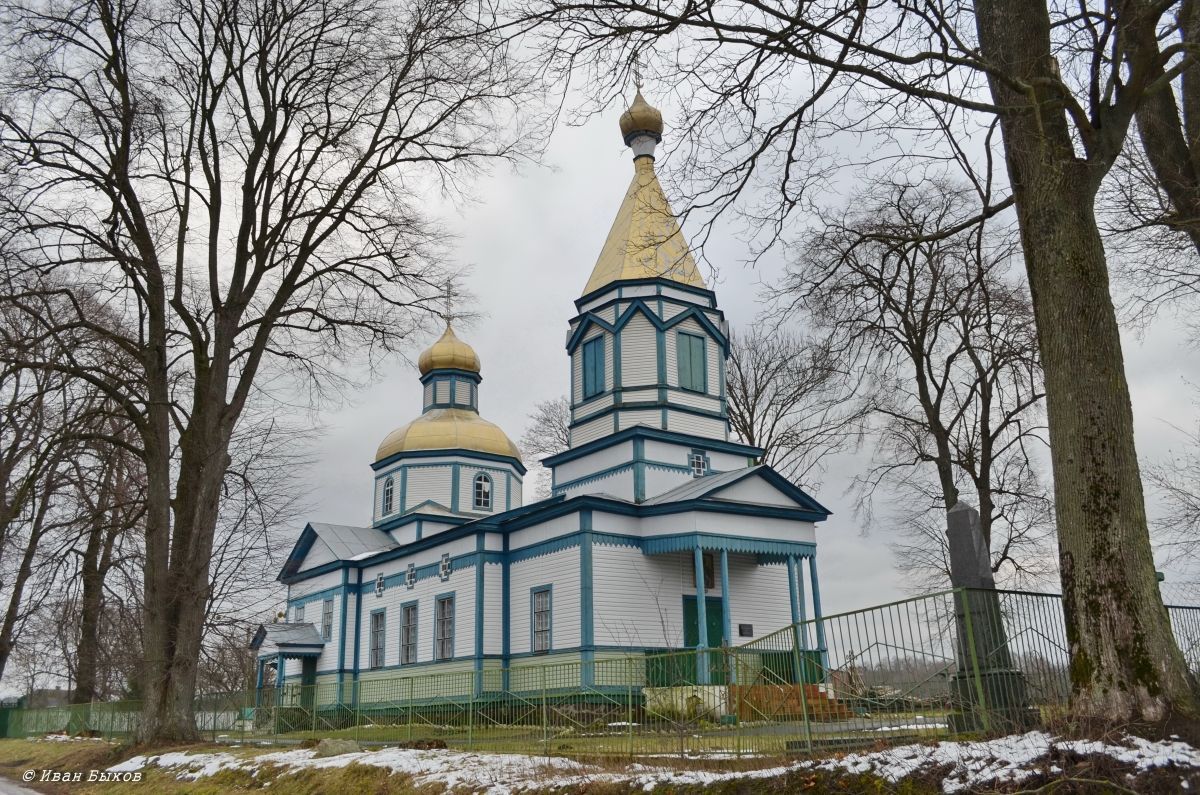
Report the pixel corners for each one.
[473,473,492,511]
[382,476,395,515]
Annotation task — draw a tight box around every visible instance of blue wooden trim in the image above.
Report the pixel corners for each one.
[551,461,635,493]
[633,438,646,503]
[288,584,345,608]
[399,468,408,515]
[416,520,423,540]
[399,599,419,666]
[656,326,666,384]
[691,549,710,686]
[707,466,834,516]
[575,276,716,308]
[720,549,731,650]
[338,569,349,696]
[368,608,386,670]
[374,506,469,534]
[419,368,481,385]
[509,534,582,562]
[787,557,803,681]
[644,533,816,558]
[542,427,761,468]
[351,569,363,687]
[718,345,726,399]
[283,496,822,586]
[357,552,478,594]
[613,327,622,390]
[808,555,827,654]
[580,510,594,686]
[451,464,461,513]
[502,532,511,689]
[372,448,526,475]
[567,300,729,357]
[434,592,455,661]
[475,540,485,694]
[530,584,553,654]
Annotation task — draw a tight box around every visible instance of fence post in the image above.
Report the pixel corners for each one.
[354,681,361,744]
[540,666,548,759]
[792,622,813,753]
[626,657,634,757]
[468,678,475,750]
[407,678,414,742]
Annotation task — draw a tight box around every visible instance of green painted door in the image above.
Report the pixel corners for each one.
[683,596,726,648]
[683,596,727,684]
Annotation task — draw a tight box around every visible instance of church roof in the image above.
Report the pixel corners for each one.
[308,522,398,561]
[250,622,325,652]
[642,466,763,505]
[643,465,832,516]
[375,408,521,463]
[581,92,706,296]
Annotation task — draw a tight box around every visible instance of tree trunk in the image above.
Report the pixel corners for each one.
[975,0,1200,726]
[73,452,124,706]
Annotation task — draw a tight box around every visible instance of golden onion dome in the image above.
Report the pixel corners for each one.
[375,408,521,462]
[619,90,664,142]
[418,324,480,376]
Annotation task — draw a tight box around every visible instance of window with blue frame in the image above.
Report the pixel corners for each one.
[582,336,605,399]
[369,610,385,669]
[321,598,334,641]
[531,586,552,653]
[435,595,454,660]
[400,602,418,665]
[677,332,707,392]
[382,476,395,515]
[293,603,304,622]
[473,472,492,511]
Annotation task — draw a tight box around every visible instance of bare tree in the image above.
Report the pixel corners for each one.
[526,0,1200,725]
[726,327,865,488]
[520,397,571,499]
[782,182,1054,589]
[520,398,572,459]
[1146,410,1200,601]
[0,0,533,741]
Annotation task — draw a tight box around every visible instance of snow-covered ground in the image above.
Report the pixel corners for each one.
[102,731,1200,793]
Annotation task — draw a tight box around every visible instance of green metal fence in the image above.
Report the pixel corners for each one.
[8,588,1199,758]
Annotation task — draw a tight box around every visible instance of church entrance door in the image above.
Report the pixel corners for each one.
[683,596,727,685]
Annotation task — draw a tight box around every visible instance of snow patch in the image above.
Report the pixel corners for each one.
[104,730,1200,793]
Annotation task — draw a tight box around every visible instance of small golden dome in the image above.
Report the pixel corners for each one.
[619,90,664,142]
[418,324,480,376]
[375,408,521,462]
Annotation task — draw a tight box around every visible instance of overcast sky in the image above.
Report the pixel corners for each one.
[292,95,1200,617]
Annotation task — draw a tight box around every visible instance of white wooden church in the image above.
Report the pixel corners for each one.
[253,90,832,701]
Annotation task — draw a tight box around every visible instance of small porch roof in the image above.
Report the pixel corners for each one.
[250,622,325,659]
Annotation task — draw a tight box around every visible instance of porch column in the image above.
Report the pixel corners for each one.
[255,659,264,708]
[720,549,734,684]
[808,555,829,672]
[786,556,803,683]
[693,546,710,685]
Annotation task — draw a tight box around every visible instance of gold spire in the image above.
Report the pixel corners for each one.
[582,90,705,296]
[417,323,480,375]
